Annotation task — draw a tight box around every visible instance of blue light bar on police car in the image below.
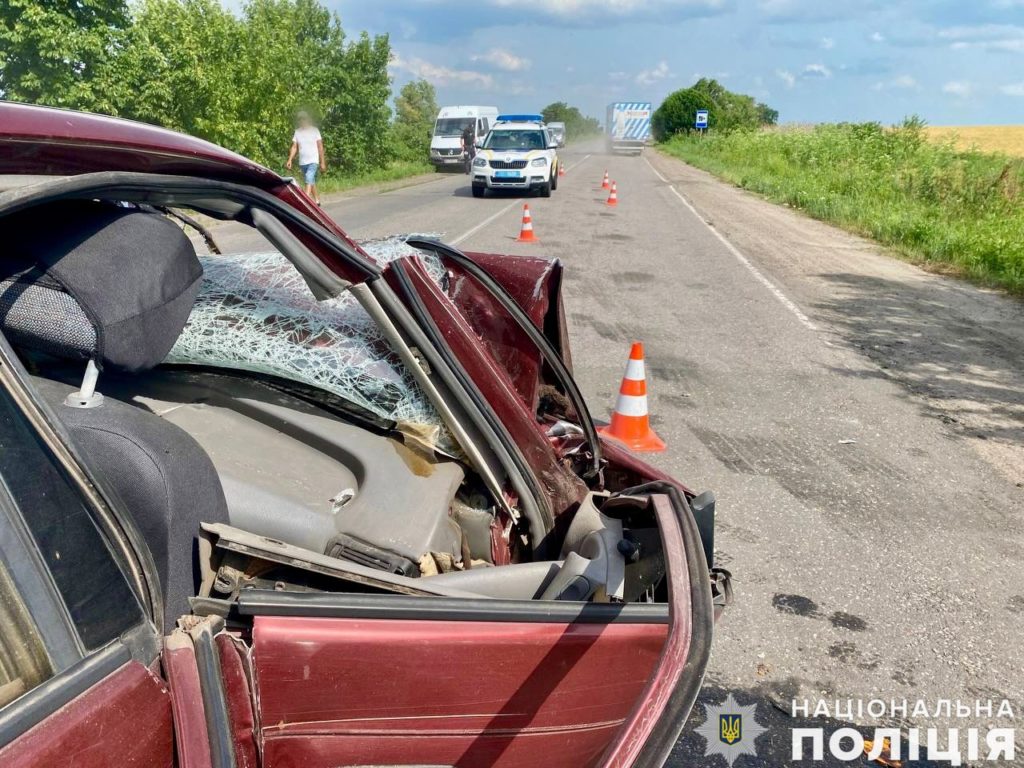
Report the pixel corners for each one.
[496,114,544,123]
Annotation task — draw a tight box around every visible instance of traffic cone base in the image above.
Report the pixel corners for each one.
[598,420,666,452]
[517,204,538,243]
[606,181,619,206]
[597,342,665,452]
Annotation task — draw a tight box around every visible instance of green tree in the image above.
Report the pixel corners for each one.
[100,0,242,145]
[653,78,778,139]
[0,0,129,109]
[391,79,438,161]
[540,102,601,142]
[94,0,393,170]
[4,0,397,173]
[319,30,393,172]
[757,103,779,126]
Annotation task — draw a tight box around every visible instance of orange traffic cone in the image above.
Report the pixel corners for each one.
[601,171,610,189]
[558,163,566,178]
[597,342,665,452]
[606,181,619,206]
[517,204,538,243]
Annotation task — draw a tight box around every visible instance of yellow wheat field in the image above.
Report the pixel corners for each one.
[925,126,1024,157]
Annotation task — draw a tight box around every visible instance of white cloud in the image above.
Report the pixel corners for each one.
[471,48,531,72]
[636,60,671,86]
[390,54,494,88]
[942,80,973,98]
[939,24,1024,52]
[776,69,796,88]
[397,20,417,40]
[872,74,918,91]
[755,0,853,23]
[870,31,886,43]
[801,63,832,79]
[1000,81,1024,96]
[820,36,835,50]
[485,0,727,19]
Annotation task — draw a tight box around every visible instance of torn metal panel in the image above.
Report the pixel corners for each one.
[201,523,478,599]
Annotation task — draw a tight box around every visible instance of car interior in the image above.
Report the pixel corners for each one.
[0,197,669,630]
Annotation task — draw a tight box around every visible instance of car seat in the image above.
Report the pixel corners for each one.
[0,200,230,631]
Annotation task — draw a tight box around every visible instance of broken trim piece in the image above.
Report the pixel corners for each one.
[202,523,481,599]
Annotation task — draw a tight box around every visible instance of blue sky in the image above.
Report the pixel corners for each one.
[329,0,1024,125]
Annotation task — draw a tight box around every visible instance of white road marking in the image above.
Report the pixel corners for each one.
[644,155,817,331]
[452,154,592,246]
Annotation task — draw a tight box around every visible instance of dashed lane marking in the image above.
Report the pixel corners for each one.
[452,154,592,246]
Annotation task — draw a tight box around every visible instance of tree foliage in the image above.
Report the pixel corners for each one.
[540,102,602,142]
[391,80,438,162]
[652,79,778,139]
[2,0,413,173]
[0,0,129,109]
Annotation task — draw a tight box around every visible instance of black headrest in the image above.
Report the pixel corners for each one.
[0,200,202,371]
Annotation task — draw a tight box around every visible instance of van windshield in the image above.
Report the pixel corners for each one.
[434,118,474,137]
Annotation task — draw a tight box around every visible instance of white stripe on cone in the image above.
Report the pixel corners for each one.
[624,359,645,381]
[611,393,649,417]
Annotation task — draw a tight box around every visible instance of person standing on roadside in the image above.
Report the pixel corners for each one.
[286,111,326,205]
[461,122,476,175]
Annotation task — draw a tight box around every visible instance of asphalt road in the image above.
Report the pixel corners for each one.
[214,142,1024,765]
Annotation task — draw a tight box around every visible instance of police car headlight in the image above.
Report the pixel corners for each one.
[473,157,487,168]
[531,157,548,167]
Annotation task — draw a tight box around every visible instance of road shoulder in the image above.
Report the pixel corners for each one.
[648,148,1024,485]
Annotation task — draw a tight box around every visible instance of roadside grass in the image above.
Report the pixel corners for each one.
[660,121,1024,294]
[281,159,434,196]
[924,126,1024,158]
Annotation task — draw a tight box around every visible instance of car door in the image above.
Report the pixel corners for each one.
[240,491,712,768]
[0,360,173,768]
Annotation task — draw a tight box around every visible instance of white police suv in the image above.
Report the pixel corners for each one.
[471,115,560,198]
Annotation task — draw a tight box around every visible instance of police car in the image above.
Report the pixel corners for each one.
[471,115,559,198]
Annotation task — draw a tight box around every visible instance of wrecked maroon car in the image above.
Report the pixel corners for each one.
[0,102,728,768]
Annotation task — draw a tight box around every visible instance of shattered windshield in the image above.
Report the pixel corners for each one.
[166,238,455,452]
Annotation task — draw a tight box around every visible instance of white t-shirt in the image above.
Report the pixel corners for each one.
[293,127,322,166]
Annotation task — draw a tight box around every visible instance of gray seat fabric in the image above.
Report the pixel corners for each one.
[0,201,227,630]
[32,377,229,630]
[0,200,203,371]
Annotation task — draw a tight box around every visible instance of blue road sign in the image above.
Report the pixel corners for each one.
[695,110,709,129]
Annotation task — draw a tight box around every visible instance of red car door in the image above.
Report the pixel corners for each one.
[0,362,173,768]
[248,601,664,768]
[242,494,711,768]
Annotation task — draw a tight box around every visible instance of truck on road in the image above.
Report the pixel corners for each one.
[606,102,652,155]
